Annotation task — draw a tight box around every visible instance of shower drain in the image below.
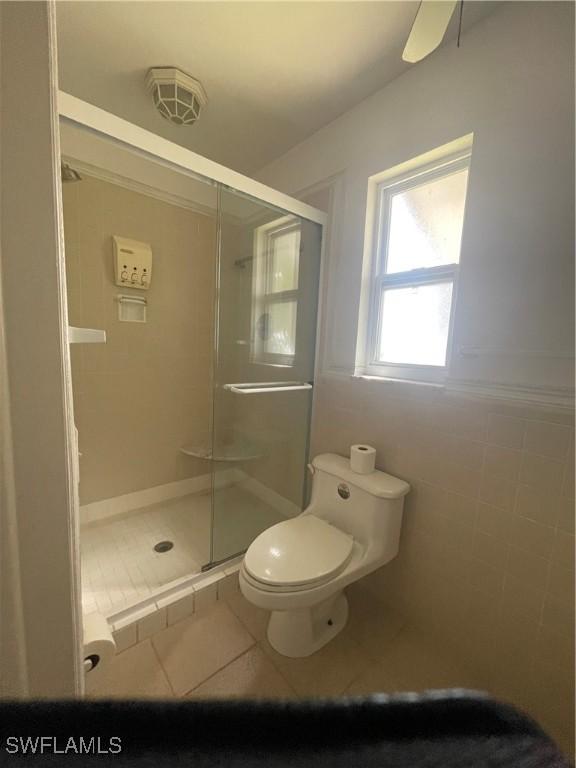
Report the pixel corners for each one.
[154,540,174,553]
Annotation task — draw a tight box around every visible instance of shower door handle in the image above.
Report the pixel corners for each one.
[223,382,313,394]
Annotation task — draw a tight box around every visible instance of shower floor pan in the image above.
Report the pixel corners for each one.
[80,485,283,617]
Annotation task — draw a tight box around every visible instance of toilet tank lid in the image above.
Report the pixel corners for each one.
[312,453,410,499]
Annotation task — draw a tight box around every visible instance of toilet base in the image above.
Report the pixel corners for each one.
[267,591,348,658]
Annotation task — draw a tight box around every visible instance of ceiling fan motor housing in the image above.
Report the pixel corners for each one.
[146,67,208,126]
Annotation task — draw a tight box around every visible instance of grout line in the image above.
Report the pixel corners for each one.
[149,634,178,698]
[178,641,258,699]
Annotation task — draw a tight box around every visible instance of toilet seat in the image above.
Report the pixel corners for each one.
[244,515,354,589]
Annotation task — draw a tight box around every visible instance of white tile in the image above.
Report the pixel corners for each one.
[165,592,196,626]
[112,603,156,631]
[194,581,219,612]
[137,607,167,641]
[217,571,239,599]
[113,623,137,653]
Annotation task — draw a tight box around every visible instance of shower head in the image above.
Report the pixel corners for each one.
[61,163,82,183]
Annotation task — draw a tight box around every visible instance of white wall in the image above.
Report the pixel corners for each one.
[257,1,575,405]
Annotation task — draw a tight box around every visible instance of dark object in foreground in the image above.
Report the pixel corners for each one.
[0,690,569,767]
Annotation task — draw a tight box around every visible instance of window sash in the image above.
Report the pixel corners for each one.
[376,154,470,278]
[363,155,469,380]
[251,218,301,367]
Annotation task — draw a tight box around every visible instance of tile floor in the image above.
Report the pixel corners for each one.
[81,485,286,616]
[87,582,483,702]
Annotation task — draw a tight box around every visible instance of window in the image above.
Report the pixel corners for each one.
[252,216,301,366]
[360,151,470,381]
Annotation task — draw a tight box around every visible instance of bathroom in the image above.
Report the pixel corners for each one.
[0,0,574,762]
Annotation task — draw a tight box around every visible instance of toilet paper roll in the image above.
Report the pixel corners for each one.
[83,612,116,691]
[350,444,376,474]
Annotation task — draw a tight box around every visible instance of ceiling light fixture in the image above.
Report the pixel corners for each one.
[146,67,208,126]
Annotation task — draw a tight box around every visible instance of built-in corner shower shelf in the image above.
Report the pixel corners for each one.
[179,444,262,462]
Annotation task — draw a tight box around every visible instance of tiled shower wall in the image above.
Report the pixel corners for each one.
[63,176,216,504]
[312,374,574,751]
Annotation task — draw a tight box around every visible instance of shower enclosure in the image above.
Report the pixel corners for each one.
[59,94,324,618]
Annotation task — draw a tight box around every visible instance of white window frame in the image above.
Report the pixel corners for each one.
[251,216,301,367]
[362,151,471,383]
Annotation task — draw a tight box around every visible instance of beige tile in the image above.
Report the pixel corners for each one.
[442,491,478,528]
[541,593,574,636]
[476,502,514,541]
[137,607,167,641]
[479,473,516,512]
[86,640,173,699]
[468,558,504,596]
[187,647,295,700]
[217,571,239,600]
[513,516,555,559]
[447,437,485,470]
[441,520,475,559]
[487,414,526,450]
[551,530,575,570]
[547,562,575,601]
[524,421,572,460]
[562,461,575,500]
[464,587,501,637]
[152,602,255,695]
[224,590,269,642]
[506,546,550,590]
[442,462,482,497]
[515,484,560,526]
[472,531,508,569]
[483,445,522,482]
[166,593,195,626]
[194,580,219,612]
[535,626,574,673]
[520,453,564,492]
[261,628,370,698]
[112,623,137,653]
[527,659,575,758]
[557,496,576,533]
[345,628,480,695]
[345,582,407,659]
[501,574,545,623]
[494,607,539,658]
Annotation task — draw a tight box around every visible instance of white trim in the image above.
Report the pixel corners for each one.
[458,347,575,361]
[360,152,470,379]
[445,378,575,410]
[330,369,575,411]
[61,156,218,219]
[0,1,82,697]
[356,136,474,381]
[250,215,302,366]
[58,92,327,226]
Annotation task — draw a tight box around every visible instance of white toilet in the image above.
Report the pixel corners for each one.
[240,453,410,658]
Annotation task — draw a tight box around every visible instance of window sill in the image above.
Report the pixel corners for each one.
[351,373,446,390]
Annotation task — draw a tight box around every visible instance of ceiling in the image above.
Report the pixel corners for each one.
[56,2,499,176]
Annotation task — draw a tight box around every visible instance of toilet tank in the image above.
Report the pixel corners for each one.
[308,453,410,560]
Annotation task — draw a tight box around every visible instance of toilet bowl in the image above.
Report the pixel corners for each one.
[240,453,410,657]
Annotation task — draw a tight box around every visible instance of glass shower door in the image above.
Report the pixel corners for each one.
[209,186,322,565]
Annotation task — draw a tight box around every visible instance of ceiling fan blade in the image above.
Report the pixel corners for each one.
[402,0,458,63]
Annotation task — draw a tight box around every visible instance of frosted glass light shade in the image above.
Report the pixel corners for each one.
[146,67,208,126]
